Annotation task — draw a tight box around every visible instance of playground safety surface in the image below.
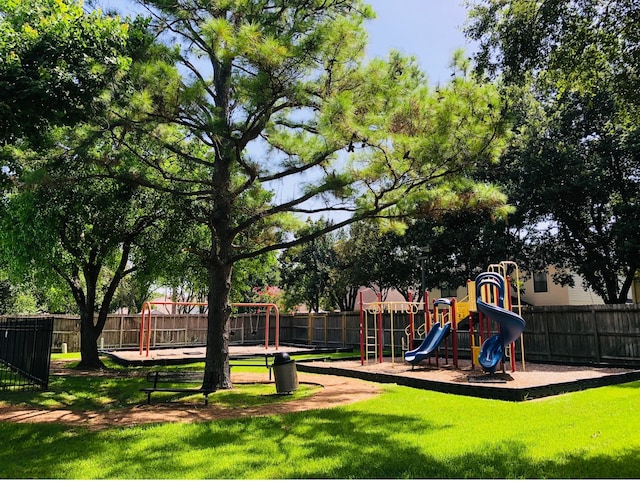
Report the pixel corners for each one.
[108,345,640,401]
[107,344,314,366]
[297,357,640,402]
[105,345,640,402]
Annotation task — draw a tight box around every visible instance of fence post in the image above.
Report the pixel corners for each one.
[324,314,328,346]
[76,319,81,353]
[543,309,552,360]
[592,307,601,363]
[119,314,124,349]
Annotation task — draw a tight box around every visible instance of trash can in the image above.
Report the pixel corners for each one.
[272,352,298,394]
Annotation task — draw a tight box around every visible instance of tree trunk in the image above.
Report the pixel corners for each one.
[202,259,233,390]
[77,314,104,369]
[617,266,637,304]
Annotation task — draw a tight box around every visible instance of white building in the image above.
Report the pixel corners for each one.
[429,266,606,306]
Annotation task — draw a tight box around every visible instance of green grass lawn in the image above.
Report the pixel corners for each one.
[0,357,639,478]
[1,355,317,410]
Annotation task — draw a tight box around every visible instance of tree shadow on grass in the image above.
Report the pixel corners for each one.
[1,407,638,479]
[1,375,146,410]
[256,409,640,479]
[2,376,310,411]
[610,380,640,390]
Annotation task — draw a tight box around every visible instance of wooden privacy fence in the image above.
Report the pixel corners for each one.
[521,304,640,366]
[51,304,640,367]
[52,314,209,352]
[283,312,362,347]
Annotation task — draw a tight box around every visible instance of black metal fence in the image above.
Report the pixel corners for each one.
[0,316,54,391]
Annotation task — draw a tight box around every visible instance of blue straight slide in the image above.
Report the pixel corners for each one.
[404,322,451,367]
[476,299,525,373]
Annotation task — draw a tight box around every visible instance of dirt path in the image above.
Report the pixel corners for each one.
[0,372,381,430]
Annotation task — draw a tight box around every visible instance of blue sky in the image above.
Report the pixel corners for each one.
[365,0,473,84]
[99,0,473,84]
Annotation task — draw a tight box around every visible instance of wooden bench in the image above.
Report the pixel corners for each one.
[141,356,274,405]
[141,371,215,405]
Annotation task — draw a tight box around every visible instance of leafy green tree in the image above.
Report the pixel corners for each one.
[229,253,281,305]
[325,229,360,311]
[346,221,400,301]
[155,227,281,309]
[0,270,76,315]
[110,271,158,314]
[280,219,336,313]
[466,0,640,303]
[0,0,133,144]
[0,275,15,314]
[466,0,640,110]
[417,215,523,291]
[0,153,189,367]
[337,211,518,304]
[0,0,200,367]
[101,1,511,389]
[497,89,640,303]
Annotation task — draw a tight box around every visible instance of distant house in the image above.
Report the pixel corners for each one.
[357,286,410,304]
[430,265,606,306]
[519,266,605,306]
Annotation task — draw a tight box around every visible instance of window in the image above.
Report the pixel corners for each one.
[440,284,458,298]
[533,271,548,293]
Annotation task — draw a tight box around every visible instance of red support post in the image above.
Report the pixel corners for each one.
[451,298,458,368]
[443,309,449,365]
[425,290,431,332]
[145,308,152,357]
[139,302,149,356]
[359,292,364,366]
[469,312,476,369]
[433,298,439,367]
[506,275,516,372]
[377,292,383,363]
[408,291,414,348]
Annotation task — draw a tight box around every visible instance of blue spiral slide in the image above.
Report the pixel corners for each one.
[475,273,525,374]
[404,321,451,367]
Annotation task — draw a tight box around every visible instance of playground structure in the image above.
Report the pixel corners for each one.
[360,261,527,375]
[470,261,526,371]
[474,271,526,374]
[404,297,458,369]
[139,301,280,357]
[359,292,424,367]
[359,292,460,368]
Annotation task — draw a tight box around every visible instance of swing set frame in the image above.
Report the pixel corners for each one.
[139,301,280,357]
